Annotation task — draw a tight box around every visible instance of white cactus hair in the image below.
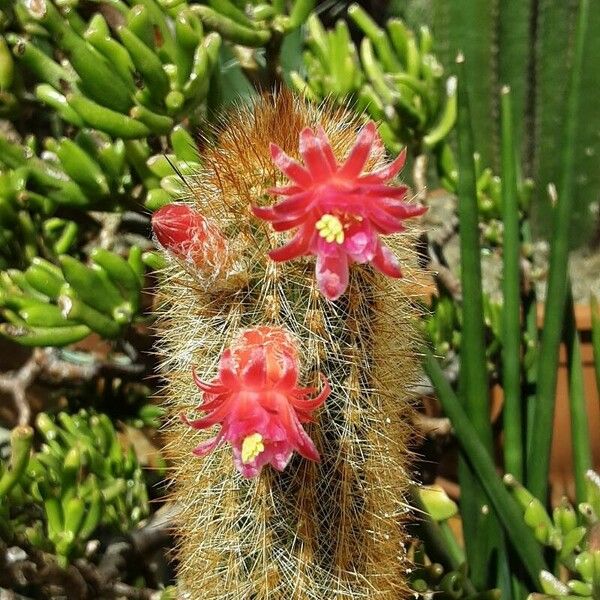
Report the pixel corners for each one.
[155,90,426,598]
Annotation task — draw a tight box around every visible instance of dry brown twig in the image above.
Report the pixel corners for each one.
[0,348,145,425]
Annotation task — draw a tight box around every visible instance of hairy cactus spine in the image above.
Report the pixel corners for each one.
[155,92,424,598]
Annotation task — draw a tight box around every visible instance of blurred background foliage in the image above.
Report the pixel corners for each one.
[0,0,599,598]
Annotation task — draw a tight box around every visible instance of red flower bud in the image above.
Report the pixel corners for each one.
[152,203,227,269]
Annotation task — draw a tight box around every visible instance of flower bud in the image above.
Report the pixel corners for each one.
[151,203,227,271]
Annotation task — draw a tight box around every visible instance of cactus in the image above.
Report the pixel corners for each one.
[154,91,425,597]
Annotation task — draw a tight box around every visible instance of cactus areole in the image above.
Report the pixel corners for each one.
[155,92,423,598]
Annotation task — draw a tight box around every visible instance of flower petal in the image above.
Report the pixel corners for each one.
[368,207,403,234]
[316,126,338,171]
[218,351,240,388]
[283,406,320,462]
[270,191,314,217]
[252,205,277,221]
[291,375,330,411]
[358,184,409,199]
[299,127,334,181]
[315,249,349,301]
[271,214,308,232]
[241,349,267,388]
[358,148,407,184]
[192,431,224,457]
[372,242,403,278]
[181,400,232,429]
[268,185,304,196]
[338,121,377,178]
[270,143,313,187]
[269,229,312,262]
[192,368,226,394]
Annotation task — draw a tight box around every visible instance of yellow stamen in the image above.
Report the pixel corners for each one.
[316,214,345,244]
[241,433,265,464]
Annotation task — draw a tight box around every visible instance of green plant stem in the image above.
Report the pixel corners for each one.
[455,53,501,589]
[445,3,496,167]
[425,352,547,587]
[498,0,533,162]
[564,289,592,504]
[439,521,465,569]
[456,54,493,456]
[500,86,523,480]
[526,0,590,502]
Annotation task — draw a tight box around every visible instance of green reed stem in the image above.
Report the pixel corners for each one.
[456,56,492,449]
[526,0,590,502]
[425,352,547,587]
[564,289,592,504]
[455,53,501,588]
[500,86,523,480]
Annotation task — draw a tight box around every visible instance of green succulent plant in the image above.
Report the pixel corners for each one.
[506,471,600,599]
[0,247,144,345]
[291,4,456,153]
[0,410,149,566]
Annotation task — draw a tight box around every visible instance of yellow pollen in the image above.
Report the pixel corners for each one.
[315,214,345,244]
[241,433,265,464]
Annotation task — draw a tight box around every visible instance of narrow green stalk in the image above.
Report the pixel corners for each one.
[564,290,592,504]
[444,3,496,167]
[500,87,523,480]
[425,352,547,588]
[439,521,466,568]
[526,0,590,502]
[534,0,600,243]
[456,54,494,457]
[498,0,533,162]
[591,295,600,402]
[455,54,502,589]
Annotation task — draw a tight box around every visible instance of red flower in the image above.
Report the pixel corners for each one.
[151,203,226,268]
[253,122,426,300]
[183,326,330,478]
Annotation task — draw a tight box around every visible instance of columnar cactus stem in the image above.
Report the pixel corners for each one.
[155,92,424,598]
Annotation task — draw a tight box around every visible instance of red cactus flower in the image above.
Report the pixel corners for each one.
[252,122,426,301]
[183,326,330,478]
[151,203,227,268]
